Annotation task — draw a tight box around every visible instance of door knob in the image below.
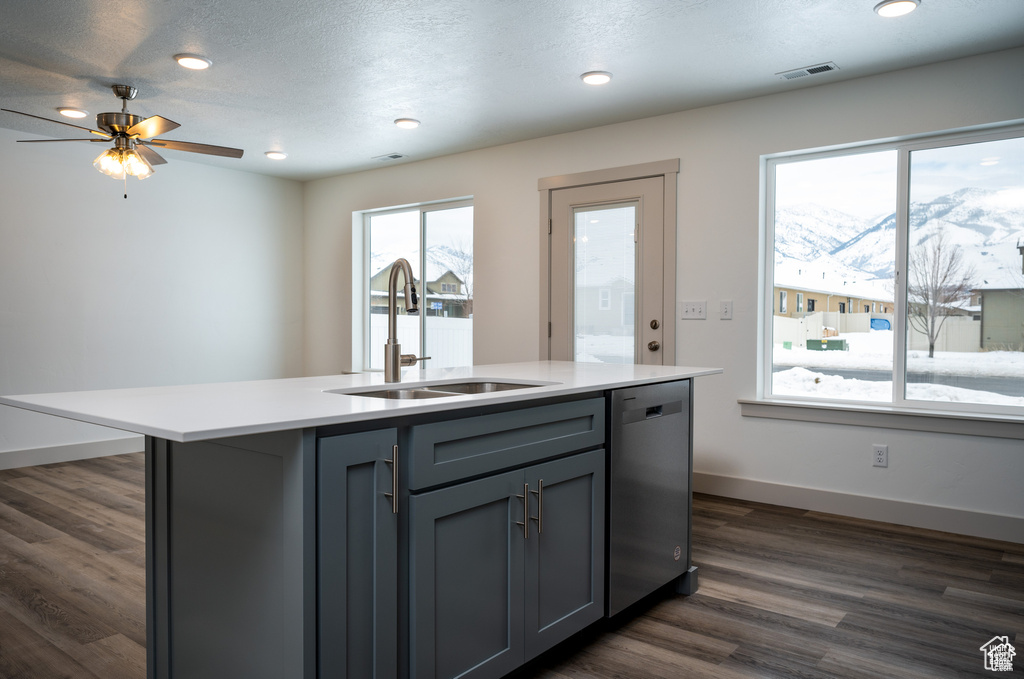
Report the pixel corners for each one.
[648,340,660,351]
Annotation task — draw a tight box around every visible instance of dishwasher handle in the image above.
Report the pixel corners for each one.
[620,399,683,425]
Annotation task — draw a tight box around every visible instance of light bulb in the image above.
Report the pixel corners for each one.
[94,150,126,179]
[94,148,152,180]
[123,150,152,178]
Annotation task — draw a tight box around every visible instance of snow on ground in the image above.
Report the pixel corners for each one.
[578,330,1024,405]
[773,330,1024,405]
[774,330,1024,377]
[772,366,1024,405]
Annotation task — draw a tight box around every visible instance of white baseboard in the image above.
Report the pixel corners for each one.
[693,472,1024,545]
[0,435,145,471]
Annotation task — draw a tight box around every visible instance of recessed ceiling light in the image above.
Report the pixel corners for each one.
[873,0,919,18]
[264,151,288,160]
[174,53,212,70]
[394,118,420,129]
[58,107,88,119]
[581,71,612,86]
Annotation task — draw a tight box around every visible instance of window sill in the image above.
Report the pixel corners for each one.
[739,398,1024,440]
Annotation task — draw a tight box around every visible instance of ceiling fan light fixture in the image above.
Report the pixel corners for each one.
[58,107,88,119]
[94,147,153,180]
[581,71,612,86]
[873,0,919,17]
[265,150,288,160]
[394,118,420,129]
[174,53,212,70]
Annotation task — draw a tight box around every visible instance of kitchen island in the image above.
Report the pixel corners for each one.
[0,361,720,679]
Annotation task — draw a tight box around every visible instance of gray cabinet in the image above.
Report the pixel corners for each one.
[523,451,606,661]
[318,429,399,679]
[408,449,605,679]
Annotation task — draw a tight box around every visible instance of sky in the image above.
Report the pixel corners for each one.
[368,204,473,280]
[774,135,1024,222]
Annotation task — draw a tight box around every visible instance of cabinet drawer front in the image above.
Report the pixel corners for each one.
[405,398,605,491]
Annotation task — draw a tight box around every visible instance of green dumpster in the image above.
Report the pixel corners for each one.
[807,339,848,351]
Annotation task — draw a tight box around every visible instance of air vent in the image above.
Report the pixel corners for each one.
[776,62,839,80]
[373,152,406,161]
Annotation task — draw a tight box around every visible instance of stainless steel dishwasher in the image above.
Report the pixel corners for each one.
[607,379,695,616]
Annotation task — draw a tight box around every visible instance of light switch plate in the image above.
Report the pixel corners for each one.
[680,300,706,320]
[720,300,733,320]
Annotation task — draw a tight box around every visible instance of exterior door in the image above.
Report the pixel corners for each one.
[544,165,676,365]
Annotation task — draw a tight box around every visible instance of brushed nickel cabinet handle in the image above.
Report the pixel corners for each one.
[516,482,529,539]
[383,444,398,514]
[530,480,543,534]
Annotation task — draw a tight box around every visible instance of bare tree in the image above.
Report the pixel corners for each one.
[907,229,976,358]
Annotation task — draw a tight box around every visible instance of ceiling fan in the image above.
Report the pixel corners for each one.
[2,84,244,196]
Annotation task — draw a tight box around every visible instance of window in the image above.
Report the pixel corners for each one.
[797,292,804,313]
[599,288,611,311]
[366,200,473,371]
[765,126,1024,414]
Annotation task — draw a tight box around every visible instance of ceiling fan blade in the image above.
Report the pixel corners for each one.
[128,115,180,139]
[146,138,244,159]
[16,138,109,142]
[134,143,167,166]
[1,108,111,138]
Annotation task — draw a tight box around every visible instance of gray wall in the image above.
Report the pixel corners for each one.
[0,128,305,465]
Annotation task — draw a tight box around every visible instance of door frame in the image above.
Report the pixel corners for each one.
[538,159,679,364]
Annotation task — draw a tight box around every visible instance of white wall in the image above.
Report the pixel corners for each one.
[304,48,1024,539]
[0,127,305,466]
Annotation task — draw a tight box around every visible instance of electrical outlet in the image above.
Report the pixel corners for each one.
[872,444,888,468]
[680,300,707,320]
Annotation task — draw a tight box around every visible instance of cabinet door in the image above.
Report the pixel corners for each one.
[318,429,398,679]
[408,470,526,679]
[524,449,606,660]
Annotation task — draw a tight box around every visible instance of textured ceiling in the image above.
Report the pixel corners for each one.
[1,0,1023,181]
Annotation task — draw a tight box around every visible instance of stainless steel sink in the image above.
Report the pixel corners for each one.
[326,380,551,400]
[352,388,455,400]
[421,382,536,394]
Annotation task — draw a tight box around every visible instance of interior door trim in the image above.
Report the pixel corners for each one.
[538,160,679,364]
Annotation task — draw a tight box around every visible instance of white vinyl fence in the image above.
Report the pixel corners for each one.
[369,315,473,370]
[907,315,981,353]
[774,311,979,352]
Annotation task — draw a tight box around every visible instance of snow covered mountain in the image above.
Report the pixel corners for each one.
[776,187,1024,293]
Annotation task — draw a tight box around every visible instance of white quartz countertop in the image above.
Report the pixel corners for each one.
[0,361,721,443]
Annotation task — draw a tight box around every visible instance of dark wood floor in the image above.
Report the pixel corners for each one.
[0,453,1021,678]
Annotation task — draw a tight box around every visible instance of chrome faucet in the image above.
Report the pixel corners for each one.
[385,258,429,382]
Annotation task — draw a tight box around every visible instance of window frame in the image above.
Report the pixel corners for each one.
[759,122,1024,425]
[362,197,473,373]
